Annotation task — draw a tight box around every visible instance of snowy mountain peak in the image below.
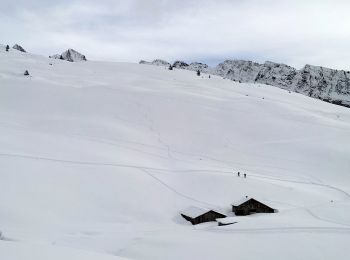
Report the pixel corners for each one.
[61,49,87,62]
[50,49,87,62]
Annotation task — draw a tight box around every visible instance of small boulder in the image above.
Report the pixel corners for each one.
[24,70,30,76]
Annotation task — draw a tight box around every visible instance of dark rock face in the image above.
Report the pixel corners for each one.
[215,60,262,82]
[215,60,350,108]
[151,59,171,66]
[139,60,150,65]
[13,44,26,52]
[61,49,87,62]
[50,49,87,62]
[188,62,209,72]
[255,61,297,89]
[173,61,189,69]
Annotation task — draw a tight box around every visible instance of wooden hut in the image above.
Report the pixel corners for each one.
[181,206,226,225]
[232,197,275,216]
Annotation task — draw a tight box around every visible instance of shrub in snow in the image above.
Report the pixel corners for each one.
[168,65,173,70]
[197,70,200,76]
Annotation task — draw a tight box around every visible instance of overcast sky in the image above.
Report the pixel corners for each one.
[1,0,350,69]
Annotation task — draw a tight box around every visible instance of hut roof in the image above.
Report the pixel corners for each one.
[232,196,252,206]
[232,197,277,209]
[180,206,226,218]
[180,206,210,218]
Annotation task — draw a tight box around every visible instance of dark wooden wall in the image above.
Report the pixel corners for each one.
[233,200,274,216]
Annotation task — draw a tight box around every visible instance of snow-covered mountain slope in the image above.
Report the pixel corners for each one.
[1,46,350,260]
[215,60,350,107]
[50,48,87,62]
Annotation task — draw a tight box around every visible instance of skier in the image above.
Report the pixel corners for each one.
[244,173,247,178]
[237,172,240,177]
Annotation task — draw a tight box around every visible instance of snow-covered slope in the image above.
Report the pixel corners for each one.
[1,46,350,260]
[215,59,350,107]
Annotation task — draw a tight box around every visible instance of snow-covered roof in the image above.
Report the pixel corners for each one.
[232,196,252,206]
[180,206,226,218]
[232,197,277,209]
[180,206,211,218]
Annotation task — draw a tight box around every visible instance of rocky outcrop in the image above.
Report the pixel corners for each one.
[187,62,209,73]
[50,49,87,62]
[49,54,63,60]
[215,60,262,82]
[139,60,151,65]
[151,59,171,66]
[142,59,209,72]
[255,61,297,89]
[215,59,350,108]
[139,57,350,107]
[12,44,26,52]
[173,61,189,69]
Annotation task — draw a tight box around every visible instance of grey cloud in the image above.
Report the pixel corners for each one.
[1,0,350,70]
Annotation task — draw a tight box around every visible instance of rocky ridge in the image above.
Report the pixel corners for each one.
[50,49,87,62]
[215,60,350,107]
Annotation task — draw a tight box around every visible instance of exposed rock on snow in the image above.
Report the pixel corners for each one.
[50,49,87,62]
[173,61,189,69]
[187,62,209,73]
[49,54,63,60]
[139,60,151,65]
[142,56,350,107]
[151,59,171,66]
[12,44,26,52]
[215,60,262,82]
[216,59,350,108]
[139,59,171,66]
[255,61,297,88]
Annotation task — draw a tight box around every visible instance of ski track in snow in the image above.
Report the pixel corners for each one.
[1,152,349,205]
[2,50,350,260]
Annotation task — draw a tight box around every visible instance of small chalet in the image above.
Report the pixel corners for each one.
[232,197,275,216]
[181,206,226,225]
